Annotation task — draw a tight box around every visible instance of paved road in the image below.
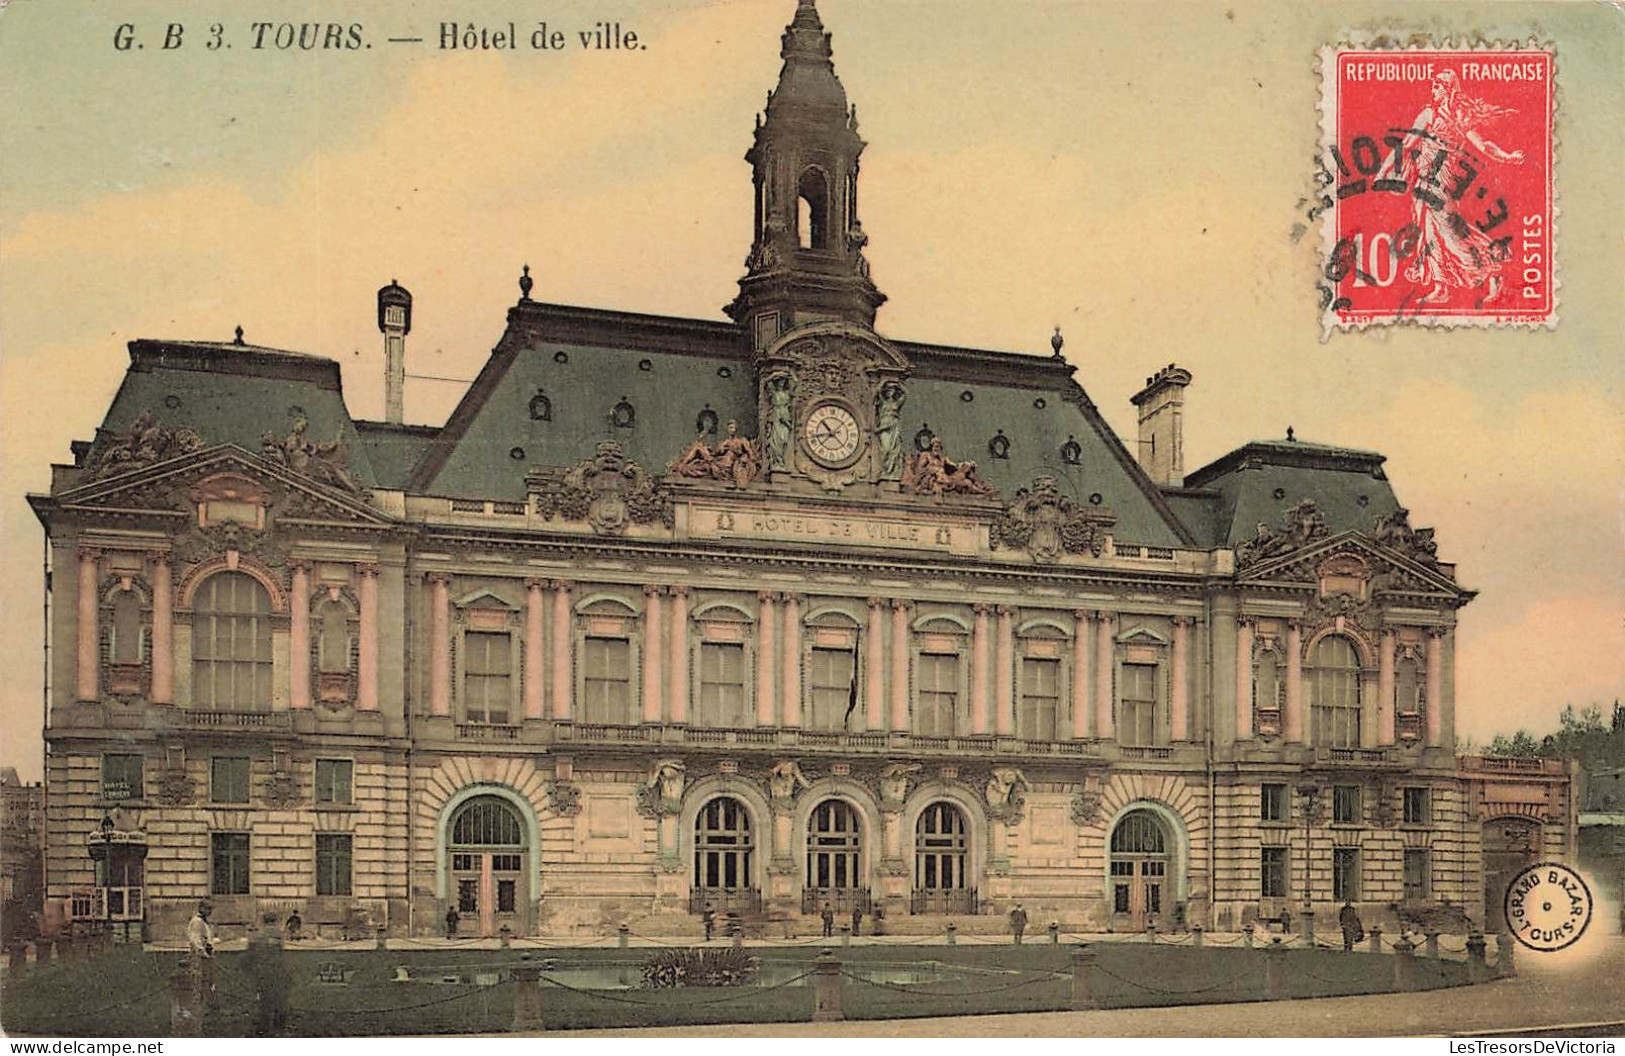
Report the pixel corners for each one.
[541,935,1625,1038]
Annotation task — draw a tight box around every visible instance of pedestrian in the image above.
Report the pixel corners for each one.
[1339,901,1364,952]
[872,903,885,937]
[444,904,460,940]
[850,905,863,938]
[1009,903,1028,945]
[244,911,292,1036]
[821,901,835,938]
[702,903,716,942]
[284,910,303,941]
[186,900,217,1007]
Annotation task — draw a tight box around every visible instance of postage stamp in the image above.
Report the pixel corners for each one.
[1504,862,1593,953]
[1316,44,1556,330]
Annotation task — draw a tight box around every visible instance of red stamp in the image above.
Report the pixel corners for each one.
[1317,46,1556,329]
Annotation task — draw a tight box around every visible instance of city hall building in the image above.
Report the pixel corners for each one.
[30,0,1573,941]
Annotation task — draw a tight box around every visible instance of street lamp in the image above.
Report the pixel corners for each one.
[98,814,115,943]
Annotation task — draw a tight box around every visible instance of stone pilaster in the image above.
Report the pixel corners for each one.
[290,561,311,710]
[994,606,1015,737]
[1284,621,1303,743]
[427,573,451,717]
[357,564,380,711]
[889,600,910,732]
[1071,610,1091,740]
[1235,617,1254,740]
[1094,611,1114,740]
[668,586,690,725]
[756,591,777,726]
[782,593,802,728]
[1171,616,1191,742]
[149,552,173,704]
[550,580,573,721]
[76,547,101,703]
[971,603,991,735]
[524,578,547,721]
[642,586,664,724]
[865,598,886,732]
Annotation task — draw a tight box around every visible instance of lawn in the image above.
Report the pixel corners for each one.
[0,942,1473,1036]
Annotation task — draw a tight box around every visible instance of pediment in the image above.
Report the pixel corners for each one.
[57,445,394,528]
[1238,531,1469,599]
[453,589,517,611]
[762,320,911,375]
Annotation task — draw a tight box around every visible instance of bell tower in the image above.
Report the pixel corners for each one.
[726,0,886,350]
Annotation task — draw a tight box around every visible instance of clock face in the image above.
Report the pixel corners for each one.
[803,403,862,466]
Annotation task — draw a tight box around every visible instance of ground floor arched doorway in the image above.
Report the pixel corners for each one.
[1110,809,1171,931]
[1482,817,1542,933]
[448,796,529,937]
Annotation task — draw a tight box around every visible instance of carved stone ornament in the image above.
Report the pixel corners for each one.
[532,440,674,534]
[984,766,1030,823]
[639,758,686,816]
[1306,591,1378,634]
[546,780,582,818]
[262,769,303,809]
[1236,498,1331,569]
[171,521,290,570]
[1371,507,1441,568]
[1070,784,1103,826]
[258,418,363,493]
[768,760,812,806]
[154,769,197,808]
[991,476,1115,561]
[1372,780,1398,829]
[86,411,204,482]
[667,421,762,489]
[901,436,998,499]
[878,761,922,807]
[766,856,798,877]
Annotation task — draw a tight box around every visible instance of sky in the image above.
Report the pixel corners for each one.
[1,0,1621,780]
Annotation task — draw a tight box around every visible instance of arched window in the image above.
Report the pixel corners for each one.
[913,803,971,913]
[694,797,754,900]
[1108,809,1170,929]
[1310,635,1361,747]
[452,796,524,847]
[110,590,144,664]
[192,571,272,710]
[797,167,830,250]
[1254,644,1285,735]
[806,800,862,896]
[1110,810,1167,855]
[449,797,526,925]
[316,599,350,675]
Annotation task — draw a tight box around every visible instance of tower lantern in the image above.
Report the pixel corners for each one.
[377,279,413,424]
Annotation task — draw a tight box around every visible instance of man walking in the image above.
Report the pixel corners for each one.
[702,903,716,942]
[1339,901,1365,952]
[850,905,863,938]
[821,901,835,938]
[444,904,460,940]
[186,901,217,1007]
[244,911,292,1036]
[1009,903,1029,945]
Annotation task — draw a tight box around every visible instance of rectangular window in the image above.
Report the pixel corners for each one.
[211,832,251,895]
[698,642,748,728]
[1119,662,1161,747]
[1018,657,1060,742]
[102,754,145,801]
[1403,848,1431,900]
[1260,846,1289,898]
[807,647,857,732]
[915,653,960,736]
[462,631,512,724]
[315,834,352,896]
[1403,786,1431,825]
[1332,784,1361,825]
[1260,783,1286,823]
[1332,847,1361,901]
[581,637,633,724]
[210,756,251,804]
[315,759,353,805]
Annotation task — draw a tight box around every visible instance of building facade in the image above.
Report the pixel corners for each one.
[29,0,1573,940]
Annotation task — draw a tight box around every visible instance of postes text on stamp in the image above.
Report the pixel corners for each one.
[1318,45,1555,330]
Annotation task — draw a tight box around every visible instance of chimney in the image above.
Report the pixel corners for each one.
[377,279,413,424]
[1130,364,1192,486]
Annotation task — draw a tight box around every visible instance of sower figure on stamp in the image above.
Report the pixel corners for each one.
[1009,903,1029,945]
[1339,901,1365,952]
[244,911,292,1036]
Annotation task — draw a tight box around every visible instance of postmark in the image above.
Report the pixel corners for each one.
[1315,43,1556,330]
[1504,861,1592,952]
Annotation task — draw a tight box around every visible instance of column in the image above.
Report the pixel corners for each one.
[1283,621,1303,743]
[427,574,451,716]
[970,604,991,735]
[1378,629,1396,746]
[865,599,886,732]
[1425,631,1444,746]
[668,587,690,725]
[642,586,664,724]
[357,565,380,711]
[1071,611,1091,739]
[550,580,573,721]
[290,562,311,710]
[76,548,101,702]
[1094,611,1114,740]
[994,606,1015,737]
[782,593,803,728]
[524,579,547,720]
[150,553,173,704]
[1234,617,1254,739]
[889,600,910,733]
[756,592,777,726]
[1171,617,1190,742]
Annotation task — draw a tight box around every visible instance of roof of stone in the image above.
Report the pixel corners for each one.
[87,339,379,490]
[1181,438,1401,547]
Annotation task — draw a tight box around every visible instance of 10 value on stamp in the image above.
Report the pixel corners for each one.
[1319,46,1556,329]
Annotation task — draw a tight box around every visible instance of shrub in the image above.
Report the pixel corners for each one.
[640,947,759,989]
